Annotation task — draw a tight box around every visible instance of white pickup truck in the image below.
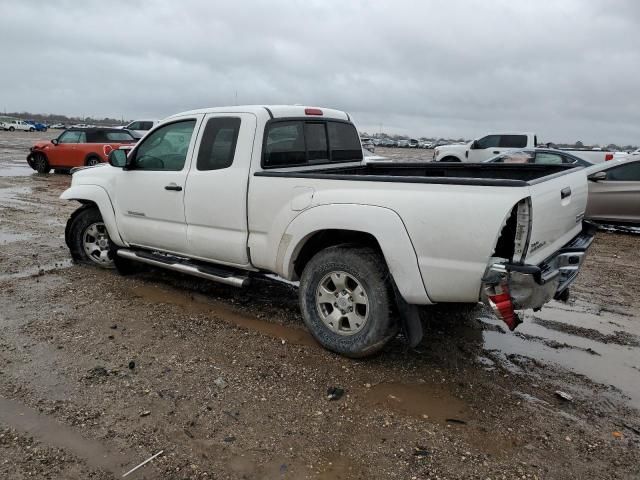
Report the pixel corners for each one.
[433,132,614,164]
[61,106,595,357]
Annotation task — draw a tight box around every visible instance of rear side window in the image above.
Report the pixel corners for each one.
[263,120,362,168]
[58,131,83,144]
[196,117,241,171]
[534,152,563,164]
[105,131,135,142]
[500,135,528,148]
[139,122,154,130]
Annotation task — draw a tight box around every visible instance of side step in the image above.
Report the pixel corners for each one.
[116,249,250,288]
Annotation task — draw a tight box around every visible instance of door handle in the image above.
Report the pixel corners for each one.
[165,183,182,191]
[561,187,571,199]
[492,150,500,154]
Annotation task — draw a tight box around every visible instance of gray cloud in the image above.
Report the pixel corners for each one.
[1,0,639,144]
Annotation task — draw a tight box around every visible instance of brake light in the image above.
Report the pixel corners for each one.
[305,108,323,116]
[605,153,614,161]
[103,144,114,156]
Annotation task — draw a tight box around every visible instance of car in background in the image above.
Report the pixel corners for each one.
[418,141,433,149]
[397,139,410,148]
[484,148,593,167]
[27,128,137,173]
[408,139,419,148]
[118,119,159,139]
[2,119,35,132]
[585,159,640,225]
[50,123,66,129]
[25,120,48,132]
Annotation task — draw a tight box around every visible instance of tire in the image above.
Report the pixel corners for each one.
[29,127,35,132]
[66,206,115,268]
[299,246,397,358]
[86,156,101,166]
[42,127,48,132]
[9,126,15,132]
[440,156,461,162]
[33,153,51,173]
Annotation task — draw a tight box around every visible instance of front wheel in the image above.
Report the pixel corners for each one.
[86,156,100,166]
[299,246,397,357]
[33,153,51,173]
[66,206,115,268]
[9,126,15,132]
[29,127,35,132]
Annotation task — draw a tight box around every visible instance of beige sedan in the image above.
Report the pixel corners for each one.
[585,159,640,225]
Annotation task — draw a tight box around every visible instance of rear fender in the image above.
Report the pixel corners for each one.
[280,204,432,305]
[60,185,125,246]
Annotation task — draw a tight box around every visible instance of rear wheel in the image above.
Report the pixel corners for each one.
[33,153,51,173]
[440,156,461,162]
[86,156,101,166]
[29,127,35,132]
[9,126,15,132]
[299,246,397,357]
[67,206,115,268]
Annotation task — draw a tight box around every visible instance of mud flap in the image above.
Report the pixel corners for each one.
[393,284,423,348]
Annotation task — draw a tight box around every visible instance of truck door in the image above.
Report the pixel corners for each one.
[113,117,201,253]
[183,113,257,267]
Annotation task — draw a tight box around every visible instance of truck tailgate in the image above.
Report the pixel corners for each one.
[524,169,588,265]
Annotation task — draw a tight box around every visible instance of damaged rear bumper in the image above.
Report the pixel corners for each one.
[482,221,596,330]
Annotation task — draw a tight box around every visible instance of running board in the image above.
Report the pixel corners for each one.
[116,249,249,288]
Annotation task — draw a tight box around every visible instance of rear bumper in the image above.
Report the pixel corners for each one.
[482,221,596,329]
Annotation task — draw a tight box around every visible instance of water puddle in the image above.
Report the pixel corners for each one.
[0,259,74,281]
[0,185,33,206]
[361,382,469,423]
[131,283,317,347]
[0,165,33,177]
[0,396,131,475]
[0,231,32,244]
[481,302,640,409]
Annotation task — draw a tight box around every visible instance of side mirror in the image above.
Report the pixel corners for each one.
[470,140,479,149]
[588,171,607,182]
[108,149,128,168]
[51,139,58,145]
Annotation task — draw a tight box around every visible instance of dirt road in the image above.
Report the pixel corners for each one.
[1,131,639,479]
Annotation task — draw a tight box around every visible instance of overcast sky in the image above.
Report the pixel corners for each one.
[1,0,639,144]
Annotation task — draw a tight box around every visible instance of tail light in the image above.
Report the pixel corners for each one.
[512,197,532,263]
[485,280,521,331]
[103,144,113,156]
[305,108,323,116]
[605,153,614,161]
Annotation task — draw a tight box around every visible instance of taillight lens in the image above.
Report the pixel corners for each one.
[512,197,532,263]
[486,281,521,331]
[103,145,113,156]
[605,153,614,161]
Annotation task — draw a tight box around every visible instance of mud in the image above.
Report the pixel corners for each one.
[1,130,640,479]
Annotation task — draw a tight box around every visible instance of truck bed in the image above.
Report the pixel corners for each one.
[256,162,581,187]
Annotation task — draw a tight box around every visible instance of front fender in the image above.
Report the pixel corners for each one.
[279,204,432,305]
[60,185,125,246]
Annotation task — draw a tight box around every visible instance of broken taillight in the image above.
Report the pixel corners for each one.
[605,153,614,161]
[103,144,114,156]
[486,281,522,331]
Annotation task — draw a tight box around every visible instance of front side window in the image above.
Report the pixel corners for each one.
[127,121,141,130]
[139,122,154,130]
[59,131,83,144]
[500,135,528,148]
[196,117,241,171]
[475,135,500,149]
[606,162,640,181]
[132,120,196,171]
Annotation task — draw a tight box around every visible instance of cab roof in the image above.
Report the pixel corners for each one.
[166,105,351,122]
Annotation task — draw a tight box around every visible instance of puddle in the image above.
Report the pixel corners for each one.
[0,396,131,475]
[362,382,469,423]
[131,283,317,347]
[0,259,74,281]
[0,165,33,177]
[481,302,640,409]
[0,231,32,244]
[0,185,33,206]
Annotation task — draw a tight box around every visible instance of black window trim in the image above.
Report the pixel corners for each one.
[261,117,361,169]
[127,118,198,172]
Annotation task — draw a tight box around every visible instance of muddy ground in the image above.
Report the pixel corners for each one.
[1,130,639,479]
